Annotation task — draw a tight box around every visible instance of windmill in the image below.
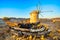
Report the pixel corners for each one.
[30,0,53,23]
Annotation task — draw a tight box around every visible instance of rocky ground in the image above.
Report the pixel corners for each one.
[0,19,60,40]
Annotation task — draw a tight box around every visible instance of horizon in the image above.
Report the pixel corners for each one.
[0,0,60,18]
[0,17,60,19]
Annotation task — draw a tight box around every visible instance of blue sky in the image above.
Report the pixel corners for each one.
[0,0,60,18]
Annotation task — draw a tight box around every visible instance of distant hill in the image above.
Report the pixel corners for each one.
[0,17,60,22]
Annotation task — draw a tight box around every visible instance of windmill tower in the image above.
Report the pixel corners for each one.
[30,10,39,23]
[30,1,40,23]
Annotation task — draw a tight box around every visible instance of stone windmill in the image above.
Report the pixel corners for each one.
[30,0,53,24]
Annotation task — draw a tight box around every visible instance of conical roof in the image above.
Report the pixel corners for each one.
[30,10,39,14]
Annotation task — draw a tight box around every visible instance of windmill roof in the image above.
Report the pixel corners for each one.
[30,10,39,14]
